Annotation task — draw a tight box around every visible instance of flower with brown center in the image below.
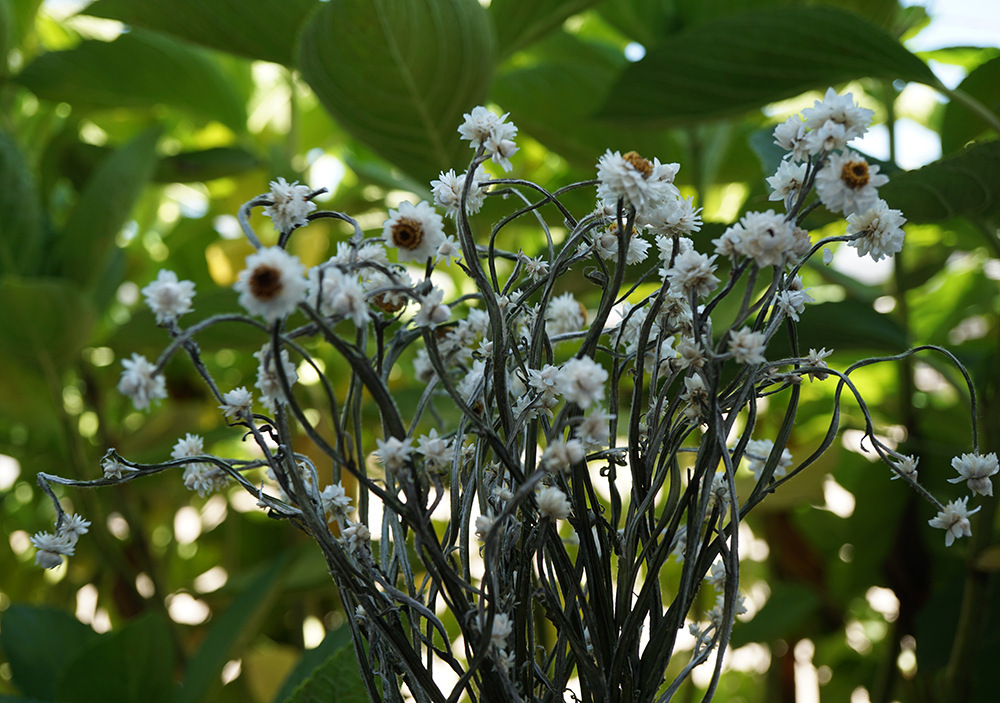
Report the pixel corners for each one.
[381,200,446,263]
[234,246,308,322]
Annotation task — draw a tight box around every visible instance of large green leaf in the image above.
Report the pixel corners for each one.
[0,130,43,276]
[489,0,601,58]
[271,626,352,703]
[597,6,936,125]
[281,646,368,703]
[0,605,100,700]
[493,31,684,170]
[57,614,175,703]
[15,29,246,131]
[173,551,293,703]
[941,56,1000,154]
[880,140,1000,223]
[298,0,495,182]
[56,127,161,291]
[0,277,96,370]
[83,0,318,67]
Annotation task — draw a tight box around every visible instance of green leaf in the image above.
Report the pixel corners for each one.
[83,0,318,67]
[489,0,601,58]
[729,582,819,647]
[57,127,161,291]
[0,130,44,276]
[880,140,1000,223]
[15,29,246,131]
[174,551,293,703]
[0,605,100,700]
[790,299,908,354]
[281,646,368,703]
[0,696,50,703]
[154,147,260,183]
[56,614,175,703]
[0,277,96,370]
[941,56,1000,154]
[298,0,495,182]
[597,6,936,125]
[492,31,683,170]
[271,626,352,703]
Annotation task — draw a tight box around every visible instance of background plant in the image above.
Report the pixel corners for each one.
[0,1,998,702]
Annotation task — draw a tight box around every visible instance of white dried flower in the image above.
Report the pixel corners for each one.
[891,454,919,482]
[557,357,608,409]
[541,438,586,474]
[815,150,889,217]
[948,452,999,497]
[263,177,316,233]
[431,166,489,218]
[31,531,75,569]
[537,485,572,520]
[234,246,308,322]
[846,199,906,262]
[382,200,446,263]
[413,287,450,327]
[307,265,370,325]
[141,269,195,324]
[254,344,298,413]
[928,497,979,547]
[118,353,167,410]
[728,327,767,365]
[219,386,253,419]
[546,292,585,337]
[743,438,792,482]
[320,483,354,522]
[375,436,413,473]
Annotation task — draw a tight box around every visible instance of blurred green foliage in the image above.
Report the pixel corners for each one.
[0,0,997,701]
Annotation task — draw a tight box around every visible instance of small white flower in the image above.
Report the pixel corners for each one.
[815,150,889,217]
[490,613,513,649]
[413,287,450,327]
[822,247,834,265]
[365,268,413,314]
[846,199,906,262]
[307,265,370,326]
[320,483,354,522]
[541,438,586,474]
[118,353,167,410]
[382,200,446,263]
[557,357,608,409]
[31,531,75,569]
[805,347,832,382]
[436,236,462,266]
[928,496,979,547]
[59,514,91,541]
[948,452,999,497]
[341,521,371,552]
[141,270,195,324]
[706,560,727,590]
[546,292,585,336]
[219,386,253,419]
[728,327,767,365]
[537,485,572,520]
[774,277,814,322]
[773,115,811,162]
[520,254,549,281]
[801,88,874,143]
[642,196,702,238]
[597,150,677,214]
[714,210,798,268]
[417,428,454,471]
[102,454,135,479]
[665,248,719,299]
[458,107,518,171]
[890,454,919,482]
[680,373,710,422]
[263,177,316,233]
[375,436,413,473]
[675,337,705,370]
[254,344,298,413]
[708,472,731,509]
[431,167,489,218]
[766,161,808,210]
[743,439,792,481]
[234,246,308,322]
[475,513,495,541]
[577,408,614,449]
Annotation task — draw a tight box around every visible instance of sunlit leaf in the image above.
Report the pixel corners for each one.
[83,0,318,66]
[298,0,495,182]
[0,605,100,700]
[15,29,247,131]
[598,6,935,125]
[880,140,1000,222]
[489,0,601,58]
[154,147,260,183]
[941,56,1000,154]
[57,127,161,291]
